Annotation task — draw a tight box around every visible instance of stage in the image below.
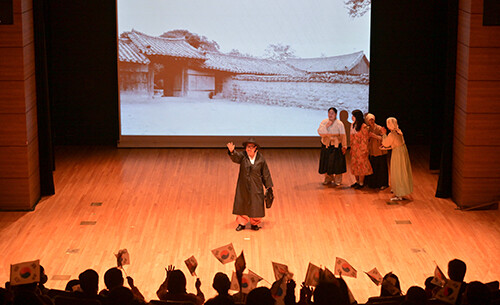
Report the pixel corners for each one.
[0,146,499,303]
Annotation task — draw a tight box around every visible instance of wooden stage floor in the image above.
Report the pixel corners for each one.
[1,146,499,303]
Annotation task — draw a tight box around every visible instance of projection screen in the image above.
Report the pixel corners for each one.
[117,0,371,147]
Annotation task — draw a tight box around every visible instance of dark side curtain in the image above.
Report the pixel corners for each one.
[435,0,458,198]
[33,0,55,196]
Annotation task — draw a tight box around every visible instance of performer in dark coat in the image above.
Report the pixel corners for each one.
[227,138,273,231]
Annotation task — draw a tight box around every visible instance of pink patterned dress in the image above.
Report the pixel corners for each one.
[350,124,373,176]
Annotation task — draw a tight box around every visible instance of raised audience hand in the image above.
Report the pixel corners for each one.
[165,265,175,276]
[126,276,135,288]
[195,278,202,290]
[299,282,313,304]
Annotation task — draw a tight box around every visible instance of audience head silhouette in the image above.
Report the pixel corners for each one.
[79,269,99,295]
[463,281,492,305]
[212,272,231,295]
[405,286,426,305]
[167,269,187,294]
[246,287,275,305]
[447,258,466,282]
[313,281,349,305]
[108,286,136,305]
[104,267,124,290]
[381,272,401,296]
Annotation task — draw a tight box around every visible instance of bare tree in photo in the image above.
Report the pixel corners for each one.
[344,0,371,18]
[264,43,296,61]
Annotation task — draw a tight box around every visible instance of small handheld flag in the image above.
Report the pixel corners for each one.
[430,265,447,287]
[434,279,461,304]
[304,263,321,287]
[248,269,264,283]
[235,251,246,289]
[365,267,383,286]
[230,272,259,294]
[10,260,40,286]
[334,257,357,278]
[115,249,130,268]
[321,267,339,284]
[270,274,287,300]
[272,261,294,281]
[184,255,198,276]
[212,243,237,264]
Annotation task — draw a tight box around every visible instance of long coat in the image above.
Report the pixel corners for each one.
[228,150,273,218]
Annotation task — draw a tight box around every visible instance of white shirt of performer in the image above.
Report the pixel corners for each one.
[317,119,347,148]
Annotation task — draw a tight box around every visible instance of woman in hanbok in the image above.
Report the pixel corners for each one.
[350,110,372,188]
[365,113,389,189]
[381,117,413,200]
[317,107,347,186]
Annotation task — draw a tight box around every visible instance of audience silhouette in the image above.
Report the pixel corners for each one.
[1,257,498,305]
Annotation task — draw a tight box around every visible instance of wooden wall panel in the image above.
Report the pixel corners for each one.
[463,113,500,145]
[0,43,34,81]
[0,75,36,114]
[0,13,23,47]
[466,47,500,80]
[0,80,25,113]
[453,174,500,205]
[456,42,469,79]
[0,146,29,178]
[459,0,483,14]
[28,168,40,207]
[468,13,500,47]
[24,73,36,112]
[455,107,500,146]
[0,47,25,80]
[455,76,500,113]
[453,107,466,144]
[22,41,35,80]
[453,0,500,208]
[26,104,38,142]
[0,178,33,210]
[13,0,33,14]
[452,137,465,178]
[458,9,500,48]
[21,10,34,47]
[0,0,39,210]
[27,137,39,177]
[0,114,27,145]
[460,146,500,177]
[0,102,36,145]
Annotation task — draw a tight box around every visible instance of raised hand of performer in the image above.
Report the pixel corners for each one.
[226,142,235,153]
[381,127,387,135]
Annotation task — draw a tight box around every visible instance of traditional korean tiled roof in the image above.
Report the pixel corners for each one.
[202,52,306,76]
[286,51,368,73]
[123,30,205,60]
[119,38,150,64]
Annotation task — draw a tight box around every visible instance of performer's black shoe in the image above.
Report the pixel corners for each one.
[251,225,260,231]
[236,224,245,231]
[350,183,359,188]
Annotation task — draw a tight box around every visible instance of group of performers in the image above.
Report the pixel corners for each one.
[226,107,413,231]
[318,107,413,201]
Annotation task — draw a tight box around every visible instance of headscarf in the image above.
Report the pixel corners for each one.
[386,117,403,135]
[365,113,375,124]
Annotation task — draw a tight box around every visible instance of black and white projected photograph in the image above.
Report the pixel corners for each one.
[117,0,371,136]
